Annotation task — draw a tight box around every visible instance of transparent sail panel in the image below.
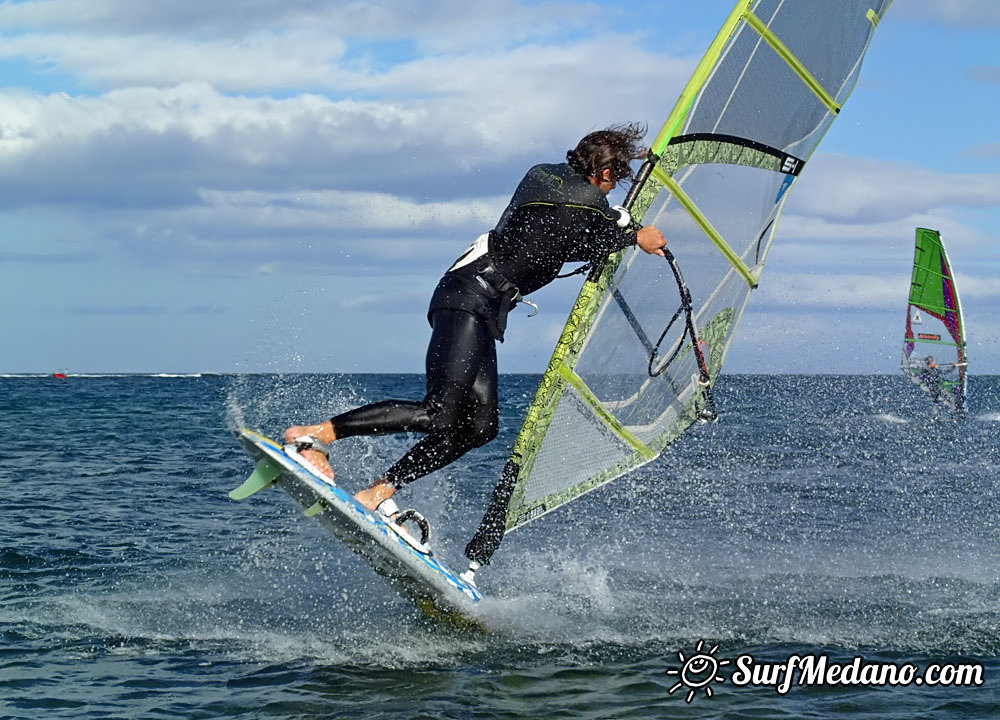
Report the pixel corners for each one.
[516,385,634,512]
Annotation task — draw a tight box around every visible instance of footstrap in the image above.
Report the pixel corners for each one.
[396,509,431,546]
[288,435,331,458]
[376,499,431,548]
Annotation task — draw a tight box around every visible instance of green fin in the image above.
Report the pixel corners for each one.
[229,457,282,500]
[304,501,326,517]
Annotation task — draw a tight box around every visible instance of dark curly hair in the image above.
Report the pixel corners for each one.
[566,122,647,184]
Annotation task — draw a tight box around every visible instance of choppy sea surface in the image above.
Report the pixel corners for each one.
[2,373,999,719]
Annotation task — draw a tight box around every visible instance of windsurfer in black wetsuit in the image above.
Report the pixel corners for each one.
[283,123,666,532]
[922,355,960,405]
[922,356,944,402]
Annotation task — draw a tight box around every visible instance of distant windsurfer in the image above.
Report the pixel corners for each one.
[921,355,953,404]
[284,123,666,536]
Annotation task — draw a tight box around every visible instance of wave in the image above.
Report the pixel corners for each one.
[0,373,211,378]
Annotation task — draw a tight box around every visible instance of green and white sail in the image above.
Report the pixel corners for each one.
[902,228,967,413]
[465,0,893,567]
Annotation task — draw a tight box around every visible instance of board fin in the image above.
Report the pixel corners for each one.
[304,500,327,517]
[229,457,282,500]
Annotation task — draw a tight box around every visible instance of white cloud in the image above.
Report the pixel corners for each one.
[340,290,429,313]
[0,13,691,286]
[970,66,1000,85]
[955,273,1000,299]
[0,31,352,91]
[0,83,434,164]
[194,188,504,232]
[891,0,1000,27]
[752,268,1000,313]
[755,273,907,309]
[967,142,1000,158]
[119,188,507,274]
[0,1,617,93]
[0,33,688,206]
[789,154,1000,224]
[0,0,593,43]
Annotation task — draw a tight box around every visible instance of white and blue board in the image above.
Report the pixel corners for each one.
[231,428,484,624]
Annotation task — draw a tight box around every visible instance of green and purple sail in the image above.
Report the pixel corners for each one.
[902,228,967,413]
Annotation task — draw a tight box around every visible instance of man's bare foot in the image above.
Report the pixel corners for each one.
[298,449,335,479]
[354,481,396,512]
[284,422,336,445]
[284,423,336,480]
[355,484,425,545]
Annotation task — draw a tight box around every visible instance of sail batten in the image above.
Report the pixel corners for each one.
[465,0,892,567]
[743,9,841,113]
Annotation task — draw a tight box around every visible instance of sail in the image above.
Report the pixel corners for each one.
[466,0,892,566]
[902,228,967,413]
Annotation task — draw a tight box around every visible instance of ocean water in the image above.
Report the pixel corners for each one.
[2,373,999,719]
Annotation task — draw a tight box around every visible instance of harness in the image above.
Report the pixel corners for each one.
[465,247,537,341]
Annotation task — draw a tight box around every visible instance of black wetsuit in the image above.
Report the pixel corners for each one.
[331,163,637,488]
[923,365,944,402]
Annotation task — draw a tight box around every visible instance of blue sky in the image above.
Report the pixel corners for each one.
[1,0,998,374]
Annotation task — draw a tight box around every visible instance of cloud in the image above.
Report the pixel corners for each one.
[787,154,1000,224]
[970,66,1000,84]
[728,307,900,374]
[891,0,1000,27]
[965,142,1000,159]
[0,1,618,93]
[751,268,1000,313]
[91,187,506,277]
[0,250,96,263]
[341,290,430,313]
[193,188,504,233]
[0,33,688,207]
[70,304,168,315]
[0,84,467,206]
[69,303,226,315]
[0,1,594,44]
[766,214,997,269]
[0,7,691,282]
[955,274,1000,299]
[755,273,907,310]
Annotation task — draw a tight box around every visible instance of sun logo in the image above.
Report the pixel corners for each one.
[664,639,730,702]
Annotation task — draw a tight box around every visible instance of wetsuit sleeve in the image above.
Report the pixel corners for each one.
[566,203,636,262]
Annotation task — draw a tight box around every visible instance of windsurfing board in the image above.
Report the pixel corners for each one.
[230,428,484,625]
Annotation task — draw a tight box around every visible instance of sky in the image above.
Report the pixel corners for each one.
[1,0,998,375]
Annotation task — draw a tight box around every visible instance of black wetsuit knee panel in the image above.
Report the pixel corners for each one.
[467,405,499,448]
